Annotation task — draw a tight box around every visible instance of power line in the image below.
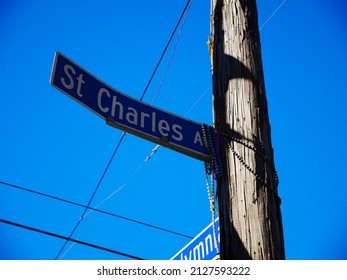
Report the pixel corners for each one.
[184,85,211,117]
[259,0,287,31]
[0,181,193,239]
[0,218,144,260]
[55,0,193,260]
[140,0,192,101]
[151,1,191,104]
[55,132,126,259]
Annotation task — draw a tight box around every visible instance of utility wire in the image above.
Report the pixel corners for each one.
[140,0,192,101]
[0,181,192,239]
[55,132,126,259]
[259,0,287,31]
[151,1,191,104]
[184,85,211,117]
[0,218,144,260]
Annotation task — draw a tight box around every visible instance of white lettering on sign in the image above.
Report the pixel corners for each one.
[61,64,85,97]
[97,88,110,113]
[172,124,183,141]
[194,131,204,146]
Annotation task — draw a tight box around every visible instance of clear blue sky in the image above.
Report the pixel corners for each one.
[1,0,346,260]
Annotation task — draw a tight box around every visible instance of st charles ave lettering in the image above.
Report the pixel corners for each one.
[51,53,209,162]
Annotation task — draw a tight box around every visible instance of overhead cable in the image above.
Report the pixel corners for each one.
[259,0,287,31]
[0,218,144,260]
[140,0,192,101]
[0,181,193,239]
[151,1,191,104]
[55,132,126,260]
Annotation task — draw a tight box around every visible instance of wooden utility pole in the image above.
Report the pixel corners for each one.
[209,0,285,259]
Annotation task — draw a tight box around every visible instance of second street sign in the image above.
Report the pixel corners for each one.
[50,52,210,162]
[171,218,220,260]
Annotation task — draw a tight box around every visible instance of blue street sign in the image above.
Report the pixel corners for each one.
[171,218,220,260]
[50,52,210,162]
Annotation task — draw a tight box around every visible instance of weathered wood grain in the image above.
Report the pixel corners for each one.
[210,0,285,259]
